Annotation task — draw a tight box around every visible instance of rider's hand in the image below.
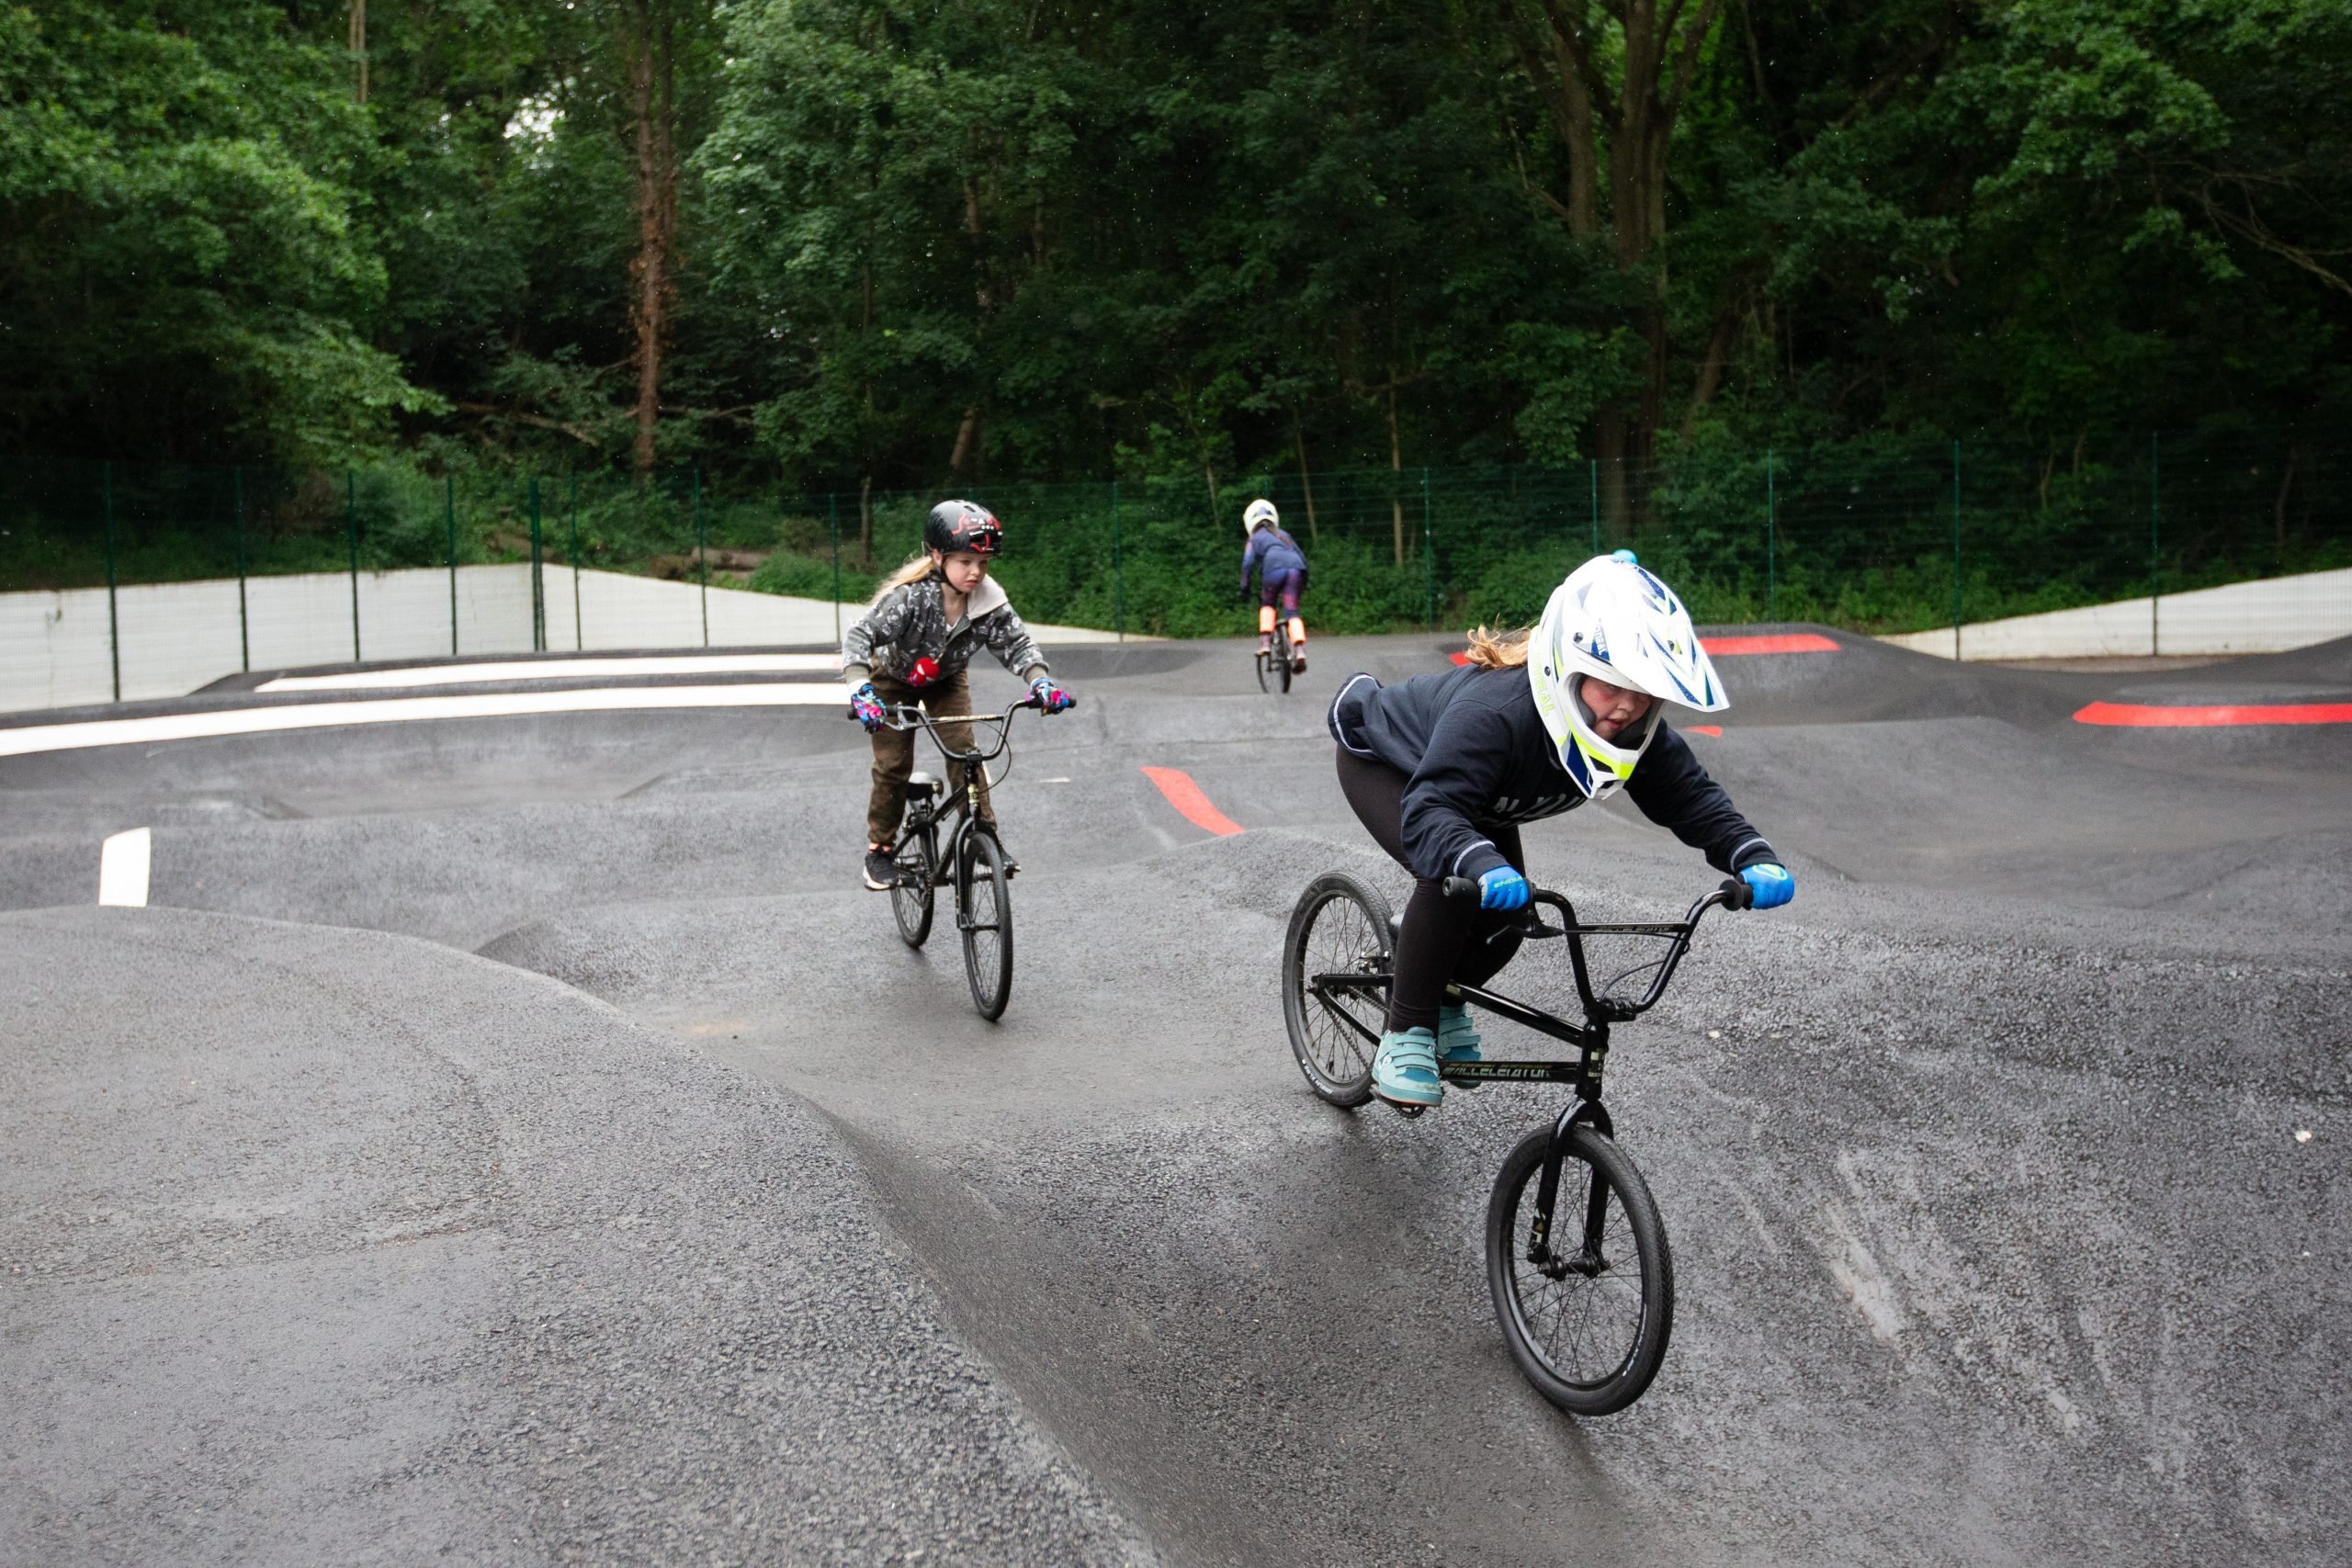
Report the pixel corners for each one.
[1478,866,1531,911]
[1031,675,1075,715]
[1739,862,1794,909]
[848,682,887,733]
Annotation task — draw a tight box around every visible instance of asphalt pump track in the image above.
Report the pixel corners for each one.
[4,630,2348,1566]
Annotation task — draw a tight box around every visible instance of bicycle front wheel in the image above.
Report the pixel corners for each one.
[959,829,1014,1020]
[1486,1122,1674,1416]
[1278,648,1293,693]
[1280,872,1392,1107]
[891,832,935,947]
[1255,650,1271,693]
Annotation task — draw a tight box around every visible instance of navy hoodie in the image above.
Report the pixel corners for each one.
[1329,663,1778,885]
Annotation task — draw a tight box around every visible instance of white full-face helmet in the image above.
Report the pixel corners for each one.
[1528,551,1728,801]
[1242,498,1279,537]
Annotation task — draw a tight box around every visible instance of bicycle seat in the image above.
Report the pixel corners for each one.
[906,770,940,798]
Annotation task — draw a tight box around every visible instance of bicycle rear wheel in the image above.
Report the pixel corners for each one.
[1278,647,1293,694]
[891,832,935,947]
[959,829,1014,1020]
[1486,1122,1674,1416]
[1280,872,1392,1107]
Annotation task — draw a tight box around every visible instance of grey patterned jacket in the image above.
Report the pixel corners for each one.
[840,573,1051,688]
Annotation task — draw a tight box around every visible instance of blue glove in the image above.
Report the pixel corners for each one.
[848,682,887,733]
[1031,676,1075,714]
[1739,863,1794,909]
[1478,866,1531,911]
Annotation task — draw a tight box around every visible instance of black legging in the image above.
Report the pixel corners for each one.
[1334,744,1524,1034]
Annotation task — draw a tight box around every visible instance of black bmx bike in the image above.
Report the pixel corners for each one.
[880,696,1053,1020]
[1254,640,1294,694]
[1279,869,1755,1416]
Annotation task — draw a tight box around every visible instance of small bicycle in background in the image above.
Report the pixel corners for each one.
[880,695,1057,1020]
[1279,868,1755,1416]
[1254,638,1294,694]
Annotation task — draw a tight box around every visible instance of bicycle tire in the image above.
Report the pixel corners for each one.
[1278,648,1293,694]
[959,829,1015,1021]
[1280,872,1392,1107]
[1255,650,1271,693]
[1486,1122,1674,1416]
[891,831,935,947]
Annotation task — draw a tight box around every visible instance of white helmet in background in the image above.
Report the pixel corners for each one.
[1242,498,1279,537]
[1528,551,1727,801]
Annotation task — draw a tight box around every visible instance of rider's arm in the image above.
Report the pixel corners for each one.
[972,600,1050,684]
[840,582,915,687]
[1623,726,1780,874]
[1398,700,1519,885]
[1238,535,1261,596]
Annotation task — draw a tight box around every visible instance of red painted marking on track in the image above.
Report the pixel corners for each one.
[2073,700,2352,728]
[1686,724,1722,737]
[1702,632,1840,655]
[1448,650,1472,666]
[1140,765,1245,837]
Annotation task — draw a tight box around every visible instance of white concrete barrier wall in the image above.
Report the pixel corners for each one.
[0,564,1125,714]
[1879,566,2352,660]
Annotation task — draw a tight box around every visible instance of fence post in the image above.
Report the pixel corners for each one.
[695,468,708,649]
[446,472,458,655]
[1764,448,1776,621]
[569,474,582,650]
[102,462,120,703]
[1588,459,1600,555]
[345,469,362,662]
[829,491,842,645]
[233,466,249,671]
[1111,479,1125,642]
[2149,432,2161,657]
[1421,466,1435,631]
[527,476,545,652]
[1950,441,1962,662]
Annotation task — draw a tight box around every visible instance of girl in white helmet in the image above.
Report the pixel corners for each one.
[1238,498,1310,672]
[1326,551,1794,1110]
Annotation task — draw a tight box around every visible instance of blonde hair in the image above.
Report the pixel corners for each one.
[1461,624,1532,669]
[870,548,937,604]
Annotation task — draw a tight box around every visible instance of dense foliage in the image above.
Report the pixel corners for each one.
[3,3,2346,547]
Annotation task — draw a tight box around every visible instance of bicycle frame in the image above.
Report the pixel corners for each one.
[1306,880,1746,1269]
[883,698,1035,931]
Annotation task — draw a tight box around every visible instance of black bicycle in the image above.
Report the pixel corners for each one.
[1280,869,1754,1416]
[1254,640,1294,694]
[880,696,1053,1020]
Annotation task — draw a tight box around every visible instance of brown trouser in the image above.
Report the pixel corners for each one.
[865,668,995,845]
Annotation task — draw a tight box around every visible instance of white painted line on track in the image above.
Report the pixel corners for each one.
[0,682,850,759]
[98,827,152,907]
[257,653,842,692]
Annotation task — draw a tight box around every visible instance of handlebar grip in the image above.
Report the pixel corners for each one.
[1721,875,1755,911]
[1442,876,1479,901]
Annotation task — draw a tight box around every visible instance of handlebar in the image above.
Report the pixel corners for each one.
[1436,874,1756,1022]
[876,694,1054,766]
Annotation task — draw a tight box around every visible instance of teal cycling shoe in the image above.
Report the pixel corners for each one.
[1437,1002,1484,1089]
[1371,1027,1443,1109]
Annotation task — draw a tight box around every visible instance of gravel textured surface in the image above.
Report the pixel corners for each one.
[3,630,2348,1565]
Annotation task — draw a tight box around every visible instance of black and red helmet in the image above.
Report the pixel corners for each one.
[924,500,1001,558]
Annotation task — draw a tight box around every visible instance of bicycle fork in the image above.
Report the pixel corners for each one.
[1529,1097,1616,1274]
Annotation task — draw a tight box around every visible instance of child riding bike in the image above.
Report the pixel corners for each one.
[1238,498,1309,673]
[842,500,1075,891]
[1326,550,1795,1110]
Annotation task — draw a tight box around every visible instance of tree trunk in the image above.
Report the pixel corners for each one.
[1387,383,1407,566]
[858,473,873,570]
[626,0,679,482]
[1512,0,1728,512]
[348,1,368,105]
[948,405,981,477]
[1679,308,1739,441]
[1292,412,1319,541]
